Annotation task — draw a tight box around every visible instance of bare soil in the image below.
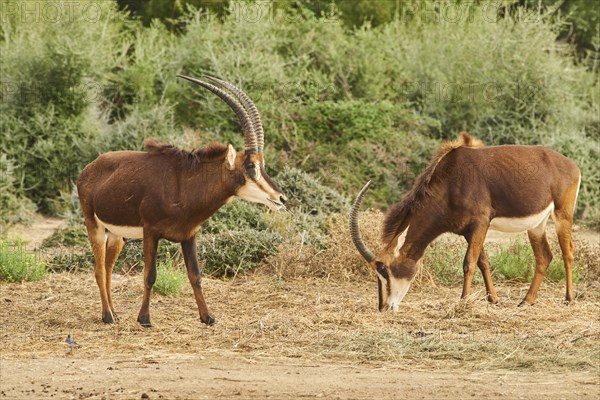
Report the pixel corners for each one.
[1,217,599,399]
[4,216,64,248]
[1,353,598,400]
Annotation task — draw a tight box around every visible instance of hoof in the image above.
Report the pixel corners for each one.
[102,311,115,324]
[563,299,572,306]
[517,300,533,307]
[137,315,152,328]
[487,296,499,305]
[202,315,216,326]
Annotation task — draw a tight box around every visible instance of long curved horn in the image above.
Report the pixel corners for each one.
[177,74,258,153]
[203,75,265,153]
[350,180,376,263]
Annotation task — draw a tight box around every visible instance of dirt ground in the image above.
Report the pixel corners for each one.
[1,219,599,399]
[1,352,598,400]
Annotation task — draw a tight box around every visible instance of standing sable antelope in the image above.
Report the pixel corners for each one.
[77,75,287,326]
[351,132,581,311]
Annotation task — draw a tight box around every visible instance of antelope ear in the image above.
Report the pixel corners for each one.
[225,144,236,170]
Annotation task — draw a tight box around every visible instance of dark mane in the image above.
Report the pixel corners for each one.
[381,132,484,243]
[144,139,228,164]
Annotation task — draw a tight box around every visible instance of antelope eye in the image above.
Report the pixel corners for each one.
[245,163,258,179]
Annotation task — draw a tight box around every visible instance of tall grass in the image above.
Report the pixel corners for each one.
[0,239,47,282]
[154,251,187,296]
[491,241,581,283]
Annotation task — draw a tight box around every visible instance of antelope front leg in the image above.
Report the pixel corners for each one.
[137,232,159,327]
[182,237,215,325]
[461,221,489,299]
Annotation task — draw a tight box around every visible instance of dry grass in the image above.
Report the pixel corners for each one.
[1,271,598,373]
[2,212,598,376]
[266,209,384,281]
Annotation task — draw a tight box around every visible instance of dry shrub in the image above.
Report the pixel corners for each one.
[266,209,385,281]
[574,239,600,283]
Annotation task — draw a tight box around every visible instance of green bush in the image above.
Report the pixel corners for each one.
[1,1,598,234]
[0,155,36,230]
[154,252,187,295]
[203,200,268,234]
[0,240,47,282]
[273,166,349,215]
[490,242,581,283]
[198,229,282,277]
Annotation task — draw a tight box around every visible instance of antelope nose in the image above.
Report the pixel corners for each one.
[280,195,288,204]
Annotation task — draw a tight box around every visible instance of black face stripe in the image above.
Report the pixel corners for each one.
[377,279,383,311]
[375,261,389,280]
[260,164,285,194]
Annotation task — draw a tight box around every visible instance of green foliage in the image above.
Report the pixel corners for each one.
[491,242,535,282]
[0,155,36,229]
[203,200,269,234]
[154,252,187,295]
[42,217,88,248]
[198,229,282,277]
[422,241,483,286]
[274,166,349,215]
[491,241,581,283]
[520,0,600,65]
[0,239,47,282]
[1,0,599,272]
[116,0,229,29]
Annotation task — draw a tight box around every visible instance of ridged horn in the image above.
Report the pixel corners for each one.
[203,75,265,153]
[350,180,376,263]
[177,74,258,153]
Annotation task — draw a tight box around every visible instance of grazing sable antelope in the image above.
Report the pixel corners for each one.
[351,132,581,311]
[77,75,287,326]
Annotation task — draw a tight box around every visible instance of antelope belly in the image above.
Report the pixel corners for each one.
[95,215,143,239]
[489,203,554,233]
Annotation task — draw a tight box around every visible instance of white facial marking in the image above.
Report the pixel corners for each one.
[393,226,409,257]
[95,215,143,239]
[489,203,554,233]
[237,181,282,211]
[254,162,262,181]
[388,278,412,312]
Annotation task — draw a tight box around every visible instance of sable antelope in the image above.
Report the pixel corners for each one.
[77,75,287,326]
[350,133,581,311]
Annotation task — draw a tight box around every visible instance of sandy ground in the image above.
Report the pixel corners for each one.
[1,353,598,400]
[3,216,64,249]
[1,217,599,399]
